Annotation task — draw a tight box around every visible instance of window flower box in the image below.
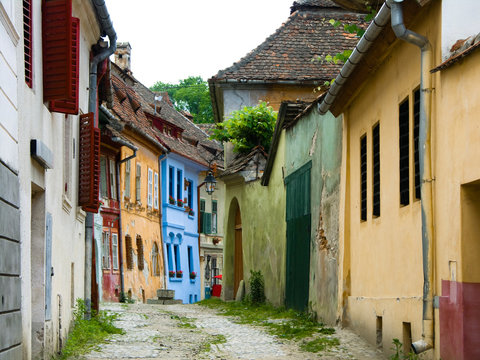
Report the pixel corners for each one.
[168,270,175,277]
[190,271,197,280]
[168,196,175,205]
[177,199,183,207]
[188,209,195,216]
[176,270,183,278]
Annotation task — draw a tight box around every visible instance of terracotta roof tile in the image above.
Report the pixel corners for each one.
[211,4,364,83]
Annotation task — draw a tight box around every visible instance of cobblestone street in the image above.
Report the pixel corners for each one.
[81,303,386,360]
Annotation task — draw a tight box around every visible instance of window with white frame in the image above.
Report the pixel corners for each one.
[102,232,110,269]
[135,163,141,203]
[212,200,218,234]
[100,156,108,199]
[147,168,153,208]
[63,116,72,201]
[109,158,117,200]
[124,160,131,198]
[111,233,118,270]
[154,172,159,209]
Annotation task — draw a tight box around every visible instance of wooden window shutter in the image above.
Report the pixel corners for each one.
[78,113,101,212]
[23,0,33,88]
[42,0,74,102]
[49,17,80,114]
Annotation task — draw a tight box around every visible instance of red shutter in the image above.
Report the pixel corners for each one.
[49,17,80,114]
[79,113,101,213]
[42,0,73,102]
[23,0,33,88]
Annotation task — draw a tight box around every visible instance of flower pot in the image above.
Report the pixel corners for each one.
[176,272,183,278]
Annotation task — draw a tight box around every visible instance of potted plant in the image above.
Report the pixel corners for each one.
[212,237,221,245]
[168,270,175,277]
[177,199,183,207]
[168,195,175,205]
[176,270,183,278]
[190,271,197,280]
[188,209,194,216]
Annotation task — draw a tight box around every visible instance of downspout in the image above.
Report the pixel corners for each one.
[197,181,206,259]
[116,143,137,301]
[390,0,434,354]
[85,0,116,319]
[158,154,168,289]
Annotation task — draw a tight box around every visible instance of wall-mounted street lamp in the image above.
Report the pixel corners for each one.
[204,171,217,195]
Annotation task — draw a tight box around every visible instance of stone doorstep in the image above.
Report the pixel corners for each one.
[157,289,175,299]
[147,299,183,305]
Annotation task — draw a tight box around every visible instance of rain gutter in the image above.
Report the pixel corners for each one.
[85,0,117,319]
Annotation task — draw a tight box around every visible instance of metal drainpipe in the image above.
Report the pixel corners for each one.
[85,0,117,319]
[390,0,434,354]
[158,154,168,289]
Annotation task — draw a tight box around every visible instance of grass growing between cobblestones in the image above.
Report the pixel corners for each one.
[197,297,339,352]
[170,314,197,329]
[200,334,227,352]
[56,300,124,360]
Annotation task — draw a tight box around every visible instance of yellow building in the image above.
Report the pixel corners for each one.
[319,0,480,358]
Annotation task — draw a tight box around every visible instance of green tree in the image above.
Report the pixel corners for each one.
[210,102,277,154]
[150,76,213,123]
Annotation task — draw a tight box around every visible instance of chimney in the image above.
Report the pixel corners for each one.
[114,42,132,74]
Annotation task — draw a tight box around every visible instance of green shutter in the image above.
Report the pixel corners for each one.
[205,213,212,234]
[200,211,205,233]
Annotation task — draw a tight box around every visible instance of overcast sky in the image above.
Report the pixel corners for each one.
[105,0,295,87]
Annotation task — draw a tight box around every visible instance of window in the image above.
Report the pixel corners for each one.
[135,163,141,203]
[176,169,182,200]
[100,156,107,198]
[136,235,144,270]
[109,159,117,200]
[200,199,212,234]
[147,168,153,208]
[187,179,193,209]
[174,244,181,272]
[169,166,174,199]
[166,243,173,272]
[360,134,367,221]
[372,124,380,217]
[111,233,118,270]
[125,235,133,270]
[212,200,218,233]
[63,117,72,200]
[154,172,159,209]
[102,232,110,269]
[152,242,160,276]
[23,0,33,88]
[413,89,421,200]
[188,246,193,275]
[399,98,410,206]
[124,160,131,198]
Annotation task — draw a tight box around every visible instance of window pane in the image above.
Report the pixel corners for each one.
[112,234,118,270]
[372,124,380,217]
[360,135,367,221]
[154,172,159,209]
[102,232,110,269]
[100,157,107,198]
[125,160,130,198]
[148,168,153,207]
[136,163,141,202]
[109,159,116,200]
[399,99,410,206]
[176,170,182,200]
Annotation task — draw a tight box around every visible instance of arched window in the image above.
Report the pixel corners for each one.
[136,235,144,270]
[152,242,160,276]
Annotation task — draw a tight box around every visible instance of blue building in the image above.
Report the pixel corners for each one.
[160,153,205,303]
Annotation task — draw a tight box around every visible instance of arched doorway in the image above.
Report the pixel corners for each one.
[234,206,243,296]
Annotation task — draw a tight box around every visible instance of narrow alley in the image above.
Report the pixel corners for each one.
[82,303,385,360]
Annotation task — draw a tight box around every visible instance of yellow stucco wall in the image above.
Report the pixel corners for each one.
[341,2,441,357]
[118,133,165,302]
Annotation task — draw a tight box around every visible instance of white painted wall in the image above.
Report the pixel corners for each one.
[441,0,480,59]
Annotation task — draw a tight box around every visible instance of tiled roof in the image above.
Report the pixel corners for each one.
[109,63,222,168]
[431,33,480,73]
[210,4,364,83]
[290,0,339,13]
[220,146,267,182]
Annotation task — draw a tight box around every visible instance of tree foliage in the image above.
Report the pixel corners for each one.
[150,76,213,123]
[210,102,277,154]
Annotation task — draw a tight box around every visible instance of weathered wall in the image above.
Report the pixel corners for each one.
[434,42,480,360]
[223,133,287,306]
[285,108,342,325]
[119,140,164,303]
[0,0,22,358]
[341,2,439,357]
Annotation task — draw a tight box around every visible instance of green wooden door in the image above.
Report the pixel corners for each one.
[285,161,311,311]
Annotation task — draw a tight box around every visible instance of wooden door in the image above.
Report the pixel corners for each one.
[234,207,243,295]
[285,161,311,311]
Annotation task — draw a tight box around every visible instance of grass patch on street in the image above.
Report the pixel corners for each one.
[197,298,337,344]
[55,300,124,359]
[200,334,227,352]
[170,314,197,329]
[300,337,340,352]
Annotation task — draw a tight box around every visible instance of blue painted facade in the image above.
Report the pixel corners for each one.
[161,153,204,303]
